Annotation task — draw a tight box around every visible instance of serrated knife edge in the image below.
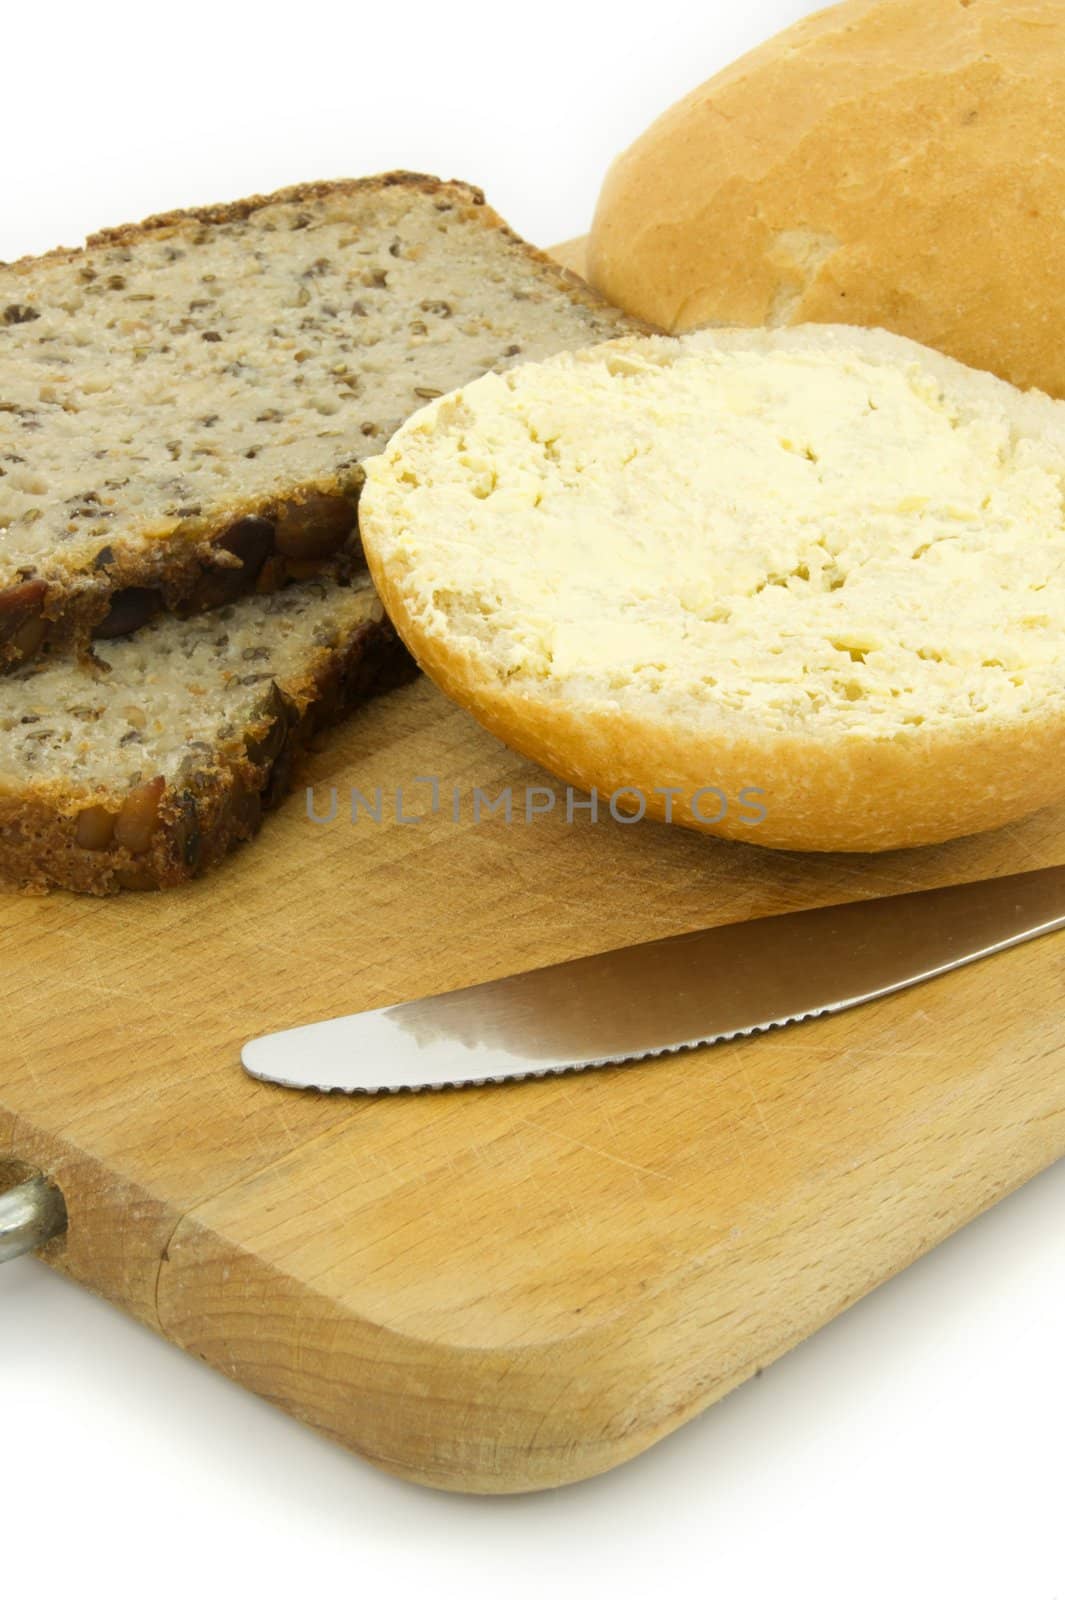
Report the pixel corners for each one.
[242,864,1065,1094]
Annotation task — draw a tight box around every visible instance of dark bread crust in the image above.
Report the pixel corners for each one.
[0,173,639,671]
[0,495,368,670]
[83,172,486,248]
[0,615,416,896]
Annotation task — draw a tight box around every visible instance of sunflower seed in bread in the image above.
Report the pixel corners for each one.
[0,172,638,668]
[0,576,413,894]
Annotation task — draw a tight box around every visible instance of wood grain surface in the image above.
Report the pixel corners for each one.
[3,235,1064,1491]
[551,234,589,279]
[2,670,1064,1491]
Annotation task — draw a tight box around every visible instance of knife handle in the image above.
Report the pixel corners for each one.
[0,1171,67,1265]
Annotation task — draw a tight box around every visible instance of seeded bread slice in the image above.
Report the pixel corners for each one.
[0,576,414,894]
[0,173,637,669]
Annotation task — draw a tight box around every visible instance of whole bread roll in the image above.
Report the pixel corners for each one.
[360,324,1065,854]
[587,0,1065,397]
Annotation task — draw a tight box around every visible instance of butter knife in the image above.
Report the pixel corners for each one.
[242,864,1065,1094]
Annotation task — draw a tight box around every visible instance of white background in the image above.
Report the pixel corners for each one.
[2,1,1063,1595]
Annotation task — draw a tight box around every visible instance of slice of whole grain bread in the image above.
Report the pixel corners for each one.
[0,573,414,895]
[0,173,638,669]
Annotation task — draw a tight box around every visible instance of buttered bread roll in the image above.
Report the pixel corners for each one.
[360,325,1065,853]
[587,0,1065,398]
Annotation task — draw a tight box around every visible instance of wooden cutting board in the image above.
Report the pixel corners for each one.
[3,237,1064,1490]
[2,671,1064,1492]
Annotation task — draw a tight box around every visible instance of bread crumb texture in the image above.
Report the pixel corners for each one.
[0,578,381,798]
[361,325,1065,852]
[0,573,410,894]
[587,0,1065,397]
[0,177,629,594]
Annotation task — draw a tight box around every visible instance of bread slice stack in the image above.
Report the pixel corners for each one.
[0,175,636,892]
[360,323,1065,853]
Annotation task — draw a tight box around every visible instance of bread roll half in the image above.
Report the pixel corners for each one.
[586,0,1065,399]
[359,325,1065,853]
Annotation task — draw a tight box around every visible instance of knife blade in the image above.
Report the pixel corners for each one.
[241,864,1065,1094]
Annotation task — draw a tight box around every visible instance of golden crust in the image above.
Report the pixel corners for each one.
[587,0,1065,397]
[367,548,1065,853]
